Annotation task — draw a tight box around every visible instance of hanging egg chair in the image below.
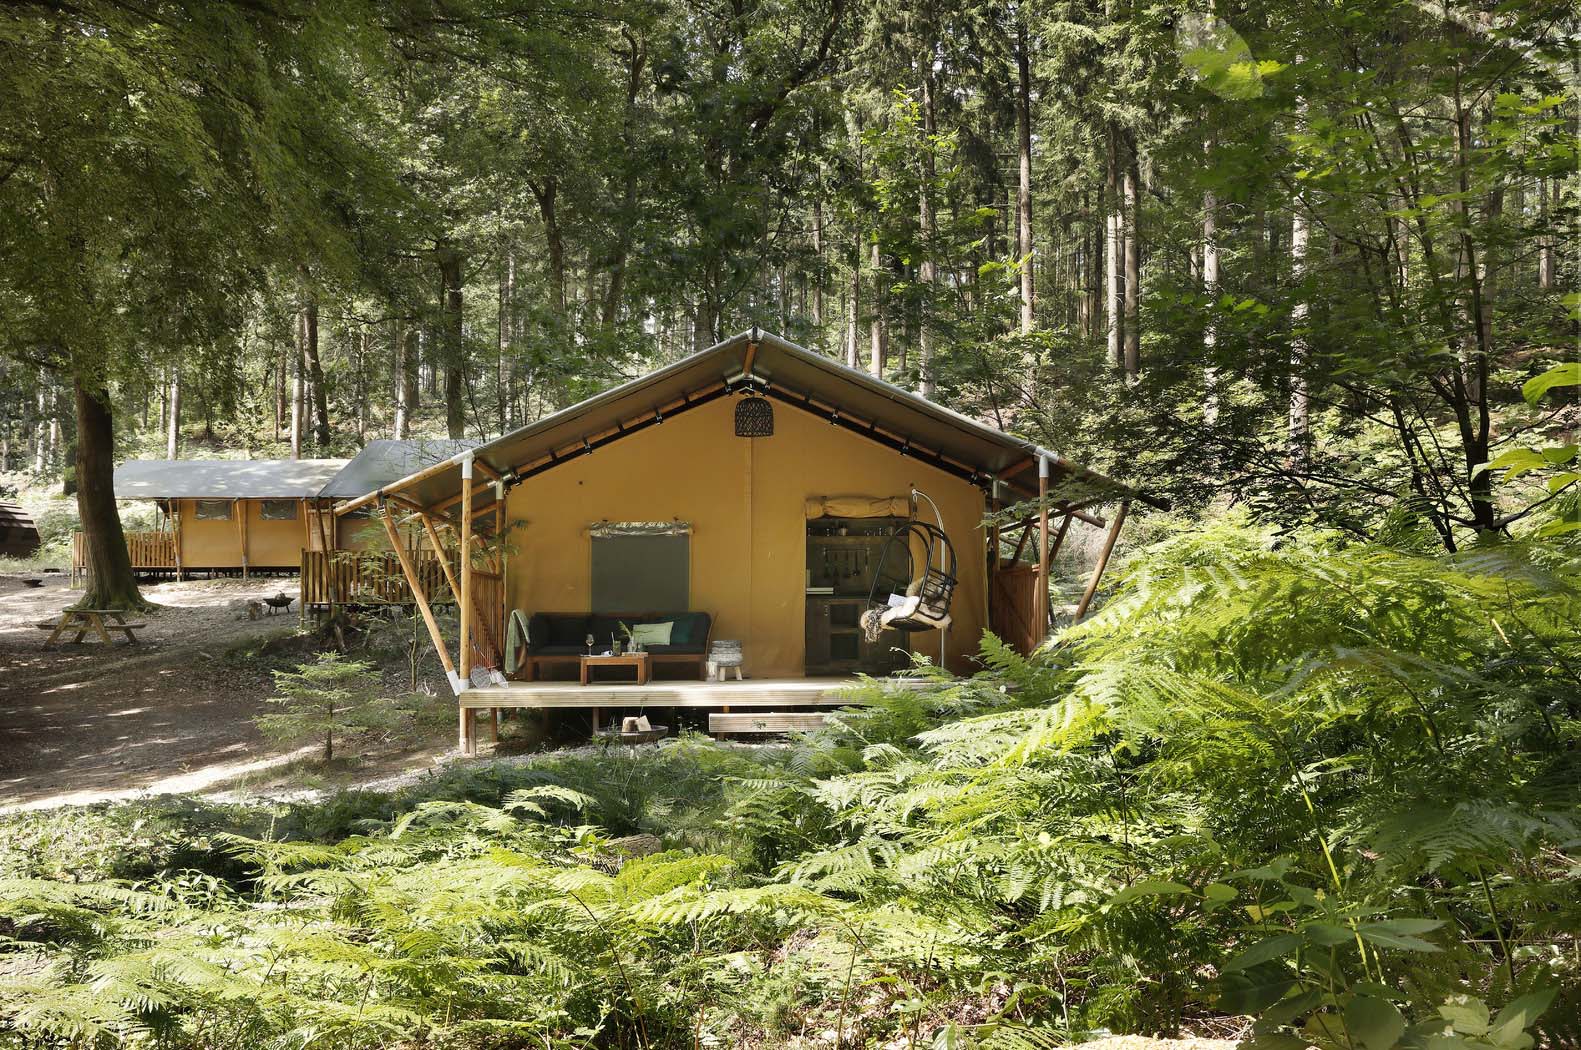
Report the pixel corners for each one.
[861,488,958,642]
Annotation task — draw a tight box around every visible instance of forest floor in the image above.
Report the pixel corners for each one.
[0,573,457,811]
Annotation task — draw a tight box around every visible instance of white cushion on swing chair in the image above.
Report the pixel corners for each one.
[880,596,950,631]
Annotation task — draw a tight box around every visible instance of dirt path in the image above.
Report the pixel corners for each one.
[0,574,312,810]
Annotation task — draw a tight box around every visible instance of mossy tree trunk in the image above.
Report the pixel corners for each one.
[73,378,147,611]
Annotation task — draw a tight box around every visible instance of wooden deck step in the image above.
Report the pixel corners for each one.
[709,711,830,737]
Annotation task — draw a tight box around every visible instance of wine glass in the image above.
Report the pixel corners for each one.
[585,633,595,656]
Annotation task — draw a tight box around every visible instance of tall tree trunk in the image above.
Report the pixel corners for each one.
[919,61,938,397]
[34,387,48,471]
[1451,90,1496,532]
[273,346,284,442]
[847,238,861,369]
[532,178,567,316]
[298,295,329,449]
[1122,131,1141,380]
[436,246,466,440]
[1202,133,1220,425]
[812,196,825,331]
[290,337,304,459]
[164,369,180,458]
[394,322,418,439]
[1288,204,1311,468]
[498,245,513,435]
[1104,125,1124,370]
[869,240,886,378]
[1538,176,1556,289]
[73,376,145,610]
[1016,18,1035,335]
[604,31,646,327]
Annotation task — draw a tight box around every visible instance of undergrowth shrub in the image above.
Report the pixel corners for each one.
[1,520,1576,1048]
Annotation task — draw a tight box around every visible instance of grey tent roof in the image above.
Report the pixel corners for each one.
[318,439,479,499]
[351,329,1162,515]
[114,459,349,500]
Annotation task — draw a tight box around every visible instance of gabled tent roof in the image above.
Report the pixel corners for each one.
[340,329,1161,515]
[318,439,478,499]
[114,459,349,500]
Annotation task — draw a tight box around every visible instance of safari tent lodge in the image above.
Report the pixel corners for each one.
[334,330,1157,752]
[89,458,349,580]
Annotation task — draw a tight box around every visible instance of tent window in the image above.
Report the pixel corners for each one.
[260,500,297,521]
[591,529,689,612]
[194,500,231,521]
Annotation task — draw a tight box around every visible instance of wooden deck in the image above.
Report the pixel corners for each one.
[459,676,879,711]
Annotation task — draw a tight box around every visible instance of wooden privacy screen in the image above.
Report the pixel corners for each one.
[300,548,449,607]
[990,563,1040,656]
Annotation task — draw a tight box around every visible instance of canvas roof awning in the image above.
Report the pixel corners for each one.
[318,439,478,499]
[114,459,349,500]
[336,329,1164,517]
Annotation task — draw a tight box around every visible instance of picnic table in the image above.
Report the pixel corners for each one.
[37,608,147,649]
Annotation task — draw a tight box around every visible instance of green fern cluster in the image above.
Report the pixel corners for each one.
[2,518,1576,1048]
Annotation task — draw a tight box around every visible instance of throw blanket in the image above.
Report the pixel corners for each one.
[504,609,532,675]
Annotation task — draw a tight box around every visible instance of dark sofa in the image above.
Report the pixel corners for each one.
[521,611,712,681]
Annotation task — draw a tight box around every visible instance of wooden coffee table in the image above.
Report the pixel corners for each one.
[579,652,652,685]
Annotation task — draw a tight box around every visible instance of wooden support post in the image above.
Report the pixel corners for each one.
[459,454,474,687]
[384,501,473,755]
[315,498,332,555]
[381,504,456,675]
[1073,500,1130,622]
[1010,523,1033,564]
[235,499,249,579]
[1035,456,1050,644]
[419,511,460,600]
[170,501,184,581]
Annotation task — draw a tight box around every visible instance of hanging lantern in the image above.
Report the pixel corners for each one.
[734,392,774,437]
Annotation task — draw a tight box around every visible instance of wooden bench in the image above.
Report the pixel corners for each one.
[709,712,830,738]
[37,609,146,648]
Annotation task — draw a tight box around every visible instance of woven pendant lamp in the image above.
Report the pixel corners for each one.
[734,393,774,437]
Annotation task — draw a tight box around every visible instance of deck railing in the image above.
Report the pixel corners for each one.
[71,531,178,585]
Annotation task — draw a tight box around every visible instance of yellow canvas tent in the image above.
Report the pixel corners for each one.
[336,330,1158,751]
[106,459,349,576]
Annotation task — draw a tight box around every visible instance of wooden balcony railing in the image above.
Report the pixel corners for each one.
[71,531,178,585]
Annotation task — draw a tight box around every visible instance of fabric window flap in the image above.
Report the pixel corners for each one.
[805,495,910,519]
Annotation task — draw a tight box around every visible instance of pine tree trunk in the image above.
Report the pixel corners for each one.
[847,235,861,368]
[290,337,304,460]
[34,387,47,471]
[869,240,885,378]
[273,346,284,442]
[165,369,180,458]
[1016,19,1035,335]
[1288,206,1311,468]
[394,323,417,439]
[919,61,938,397]
[1202,133,1220,425]
[1104,125,1124,370]
[299,296,329,449]
[1538,176,1555,289]
[498,246,512,435]
[1122,132,1141,380]
[812,197,825,330]
[437,247,466,440]
[73,376,146,610]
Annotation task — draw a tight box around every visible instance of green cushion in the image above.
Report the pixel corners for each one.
[630,621,674,646]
